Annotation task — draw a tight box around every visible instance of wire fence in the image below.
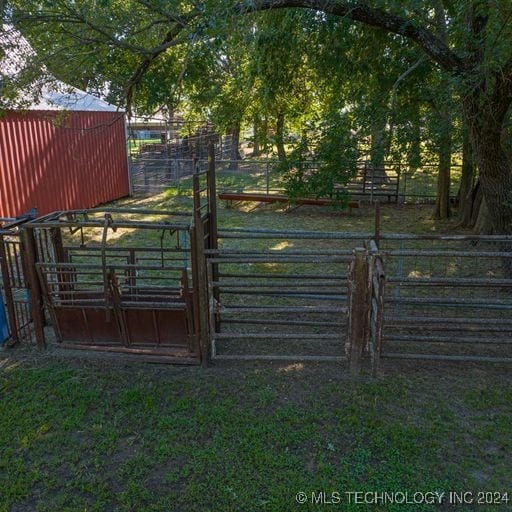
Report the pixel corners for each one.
[129,151,462,203]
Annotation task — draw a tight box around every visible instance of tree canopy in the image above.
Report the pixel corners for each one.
[3,1,512,233]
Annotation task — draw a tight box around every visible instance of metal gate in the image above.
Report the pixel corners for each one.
[377,234,512,364]
[23,209,205,363]
[206,228,372,362]
[0,213,35,346]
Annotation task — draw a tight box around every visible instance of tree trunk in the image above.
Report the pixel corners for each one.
[473,143,512,234]
[261,117,270,154]
[252,116,261,157]
[464,96,512,235]
[407,117,422,172]
[370,120,387,170]
[456,121,476,227]
[275,113,286,162]
[433,110,452,219]
[229,121,241,170]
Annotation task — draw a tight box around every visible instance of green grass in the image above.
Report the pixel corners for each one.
[1,359,511,511]
[128,139,162,156]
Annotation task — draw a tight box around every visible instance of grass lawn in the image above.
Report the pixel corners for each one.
[1,199,511,511]
[1,358,510,511]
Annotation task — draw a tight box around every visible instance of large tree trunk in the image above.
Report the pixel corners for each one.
[432,1,453,220]
[261,117,270,154]
[275,113,286,162]
[463,91,512,235]
[433,109,452,219]
[456,121,476,227]
[407,116,422,172]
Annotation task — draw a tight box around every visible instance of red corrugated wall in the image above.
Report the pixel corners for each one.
[0,110,130,218]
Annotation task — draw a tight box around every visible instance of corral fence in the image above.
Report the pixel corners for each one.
[130,151,461,205]
[374,233,512,368]
[206,206,512,372]
[3,145,512,372]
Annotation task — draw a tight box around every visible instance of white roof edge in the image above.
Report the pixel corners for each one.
[1,24,124,112]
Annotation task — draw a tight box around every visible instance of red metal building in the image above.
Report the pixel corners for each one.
[0,92,130,218]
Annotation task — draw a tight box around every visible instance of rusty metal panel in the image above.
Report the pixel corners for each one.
[0,111,129,218]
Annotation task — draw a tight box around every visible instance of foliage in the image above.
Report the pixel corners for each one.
[5,0,512,231]
[277,111,359,205]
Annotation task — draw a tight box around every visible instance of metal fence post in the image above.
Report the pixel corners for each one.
[192,172,211,367]
[22,227,46,349]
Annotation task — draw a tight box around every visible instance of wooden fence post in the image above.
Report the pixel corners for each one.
[348,248,369,375]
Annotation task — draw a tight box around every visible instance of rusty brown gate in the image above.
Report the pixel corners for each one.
[0,213,36,346]
[15,148,216,363]
[206,228,373,362]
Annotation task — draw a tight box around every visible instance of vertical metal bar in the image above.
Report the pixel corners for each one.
[370,164,375,205]
[193,217,210,366]
[22,227,46,348]
[206,143,220,332]
[207,142,218,253]
[395,163,401,203]
[206,261,217,358]
[266,161,270,195]
[375,270,385,365]
[374,202,381,248]
[0,234,18,345]
[402,165,408,201]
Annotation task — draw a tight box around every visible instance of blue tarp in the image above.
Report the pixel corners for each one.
[0,297,9,344]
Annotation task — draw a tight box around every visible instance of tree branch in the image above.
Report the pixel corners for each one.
[240,0,465,74]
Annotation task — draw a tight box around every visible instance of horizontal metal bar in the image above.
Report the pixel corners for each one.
[53,301,186,309]
[387,277,512,286]
[385,315,512,325]
[213,332,341,340]
[218,289,346,300]
[385,335,512,344]
[217,272,347,280]
[383,249,512,257]
[219,233,366,241]
[384,324,512,333]
[66,246,191,253]
[219,306,347,314]
[219,227,371,238]
[381,352,512,363]
[213,281,345,288]
[221,318,344,327]
[29,220,192,230]
[213,354,346,362]
[209,257,351,264]
[380,233,512,242]
[37,263,188,271]
[207,249,355,256]
[388,296,512,306]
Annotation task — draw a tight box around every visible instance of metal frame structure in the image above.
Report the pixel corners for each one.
[3,146,512,371]
[206,228,372,362]
[0,212,36,346]
[21,146,218,363]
